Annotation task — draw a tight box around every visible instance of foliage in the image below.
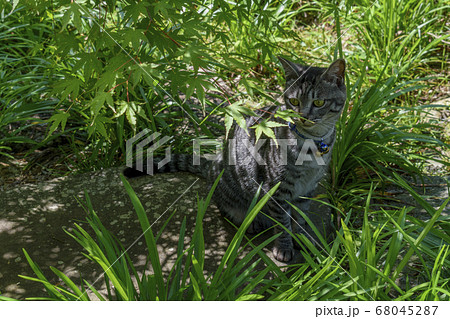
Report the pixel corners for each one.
[0,3,57,157]
[330,69,448,212]
[1,0,305,148]
[345,0,449,78]
[1,177,448,301]
[4,175,282,301]
[272,183,450,301]
[1,0,448,170]
[0,0,449,302]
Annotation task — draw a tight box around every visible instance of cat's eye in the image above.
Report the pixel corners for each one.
[289,98,299,106]
[313,99,325,107]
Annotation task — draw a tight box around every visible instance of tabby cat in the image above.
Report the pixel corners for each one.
[124,57,346,262]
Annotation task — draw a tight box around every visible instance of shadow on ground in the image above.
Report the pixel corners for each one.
[0,168,238,299]
[1,167,310,299]
[0,167,448,299]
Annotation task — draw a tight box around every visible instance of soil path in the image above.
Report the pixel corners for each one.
[0,167,448,299]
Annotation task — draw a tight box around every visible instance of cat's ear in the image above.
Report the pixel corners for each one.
[278,56,304,80]
[322,59,345,86]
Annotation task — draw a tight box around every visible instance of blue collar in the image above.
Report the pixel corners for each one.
[288,122,330,155]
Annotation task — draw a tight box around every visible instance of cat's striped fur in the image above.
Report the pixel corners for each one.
[124,58,346,262]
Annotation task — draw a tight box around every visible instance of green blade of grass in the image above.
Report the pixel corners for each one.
[167,216,188,300]
[20,249,67,300]
[210,182,280,288]
[120,174,166,300]
[388,197,450,289]
[49,266,89,300]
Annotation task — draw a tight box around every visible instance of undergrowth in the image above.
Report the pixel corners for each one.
[0,0,449,301]
[0,174,448,301]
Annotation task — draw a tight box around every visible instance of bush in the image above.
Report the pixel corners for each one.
[0,0,448,301]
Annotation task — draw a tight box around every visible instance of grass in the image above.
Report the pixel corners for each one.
[1,173,448,301]
[0,0,448,301]
[330,69,448,213]
[1,174,284,301]
[0,9,57,158]
[1,0,448,173]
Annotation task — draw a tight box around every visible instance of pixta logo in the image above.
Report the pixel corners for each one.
[126,129,327,174]
[126,129,171,175]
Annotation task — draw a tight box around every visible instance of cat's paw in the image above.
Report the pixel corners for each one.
[272,246,294,262]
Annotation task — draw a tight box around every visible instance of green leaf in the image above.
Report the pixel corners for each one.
[114,100,128,118]
[224,114,234,139]
[222,101,256,135]
[61,3,83,30]
[123,2,148,23]
[21,249,67,300]
[189,273,202,301]
[152,1,171,19]
[88,115,112,138]
[50,267,88,300]
[274,109,302,123]
[88,92,113,116]
[251,119,285,144]
[195,81,205,107]
[386,196,450,288]
[54,77,83,101]
[210,181,280,289]
[47,111,70,136]
[122,29,148,51]
[120,175,166,300]
[237,294,264,301]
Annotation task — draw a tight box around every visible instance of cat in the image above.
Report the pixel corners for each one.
[124,57,346,262]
